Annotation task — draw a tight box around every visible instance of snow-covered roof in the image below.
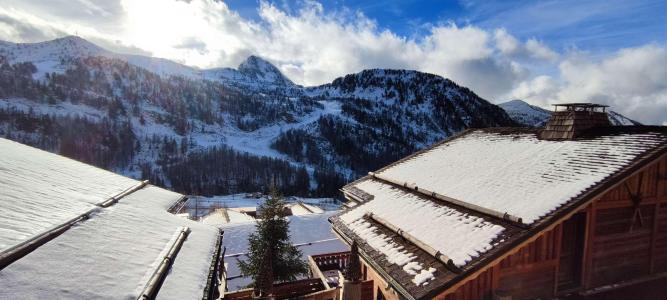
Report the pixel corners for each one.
[375,129,665,224]
[341,180,505,268]
[333,127,667,299]
[0,138,219,299]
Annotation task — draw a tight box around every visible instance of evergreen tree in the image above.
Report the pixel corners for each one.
[238,186,308,286]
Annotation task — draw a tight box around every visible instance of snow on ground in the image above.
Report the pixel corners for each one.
[221,211,348,291]
[201,209,256,225]
[0,97,106,121]
[498,99,551,127]
[341,179,504,272]
[0,138,139,252]
[290,202,325,215]
[185,193,340,219]
[377,130,665,224]
[218,100,341,160]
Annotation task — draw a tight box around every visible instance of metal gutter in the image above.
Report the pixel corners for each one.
[367,213,462,273]
[368,172,526,226]
[0,207,98,270]
[99,180,149,207]
[138,227,191,300]
[0,180,150,270]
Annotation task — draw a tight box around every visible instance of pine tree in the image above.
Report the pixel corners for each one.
[238,186,308,286]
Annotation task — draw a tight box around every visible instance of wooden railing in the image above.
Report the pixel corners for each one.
[311,251,351,272]
[223,278,325,300]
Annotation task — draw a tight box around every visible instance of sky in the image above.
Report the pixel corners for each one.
[0,0,665,124]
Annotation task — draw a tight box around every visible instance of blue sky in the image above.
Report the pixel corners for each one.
[226,0,667,54]
[0,0,665,123]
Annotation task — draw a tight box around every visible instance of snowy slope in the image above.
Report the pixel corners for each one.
[498,99,552,127]
[0,37,545,197]
[608,110,642,125]
[0,36,293,88]
[500,99,642,127]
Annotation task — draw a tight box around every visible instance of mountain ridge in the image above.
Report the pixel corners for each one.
[499,99,641,127]
[0,36,616,197]
[0,36,296,88]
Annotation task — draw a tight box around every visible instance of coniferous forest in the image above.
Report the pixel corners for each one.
[0,47,515,197]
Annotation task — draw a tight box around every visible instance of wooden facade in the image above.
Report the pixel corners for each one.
[423,154,667,300]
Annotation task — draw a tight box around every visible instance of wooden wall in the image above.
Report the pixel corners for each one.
[586,156,667,288]
[437,154,667,300]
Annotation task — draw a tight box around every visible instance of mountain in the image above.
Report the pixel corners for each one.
[238,55,295,86]
[607,110,642,126]
[0,36,293,88]
[0,36,516,197]
[498,99,552,127]
[499,99,641,127]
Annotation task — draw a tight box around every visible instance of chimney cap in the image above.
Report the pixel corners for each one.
[551,103,609,108]
[551,103,609,113]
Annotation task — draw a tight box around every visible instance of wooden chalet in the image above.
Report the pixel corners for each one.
[329,103,667,300]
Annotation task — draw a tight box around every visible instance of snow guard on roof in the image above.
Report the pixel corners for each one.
[540,103,612,140]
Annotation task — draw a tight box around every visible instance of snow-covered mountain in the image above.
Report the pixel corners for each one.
[0,36,294,89]
[498,99,552,127]
[0,36,517,196]
[607,110,641,126]
[499,99,641,127]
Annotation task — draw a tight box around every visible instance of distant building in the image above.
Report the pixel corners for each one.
[329,103,667,299]
[0,138,225,299]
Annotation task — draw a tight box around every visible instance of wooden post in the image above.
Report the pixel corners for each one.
[582,201,597,289]
[650,202,661,274]
[553,224,563,296]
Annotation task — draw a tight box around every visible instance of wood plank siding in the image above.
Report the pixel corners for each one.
[434,155,667,299]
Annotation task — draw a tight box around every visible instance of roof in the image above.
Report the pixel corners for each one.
[0,138,219,299]
[332,126,667,299]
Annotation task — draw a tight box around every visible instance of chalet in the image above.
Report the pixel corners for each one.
[330,103,667,299]
[0,138,225,299]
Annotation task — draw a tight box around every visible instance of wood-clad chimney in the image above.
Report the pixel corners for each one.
[540,103,611,140]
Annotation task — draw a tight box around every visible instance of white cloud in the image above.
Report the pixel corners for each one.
[0,0,664,124]
[494,28,520,55]
[493,28,558,61]
[525,38,558,61]
[509,45,667,124]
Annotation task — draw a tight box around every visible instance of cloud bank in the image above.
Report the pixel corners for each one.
[0,0,664,124]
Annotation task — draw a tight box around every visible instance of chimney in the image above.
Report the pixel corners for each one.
[539,103,611,140]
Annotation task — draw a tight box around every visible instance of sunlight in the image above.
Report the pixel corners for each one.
[120,0,244,67]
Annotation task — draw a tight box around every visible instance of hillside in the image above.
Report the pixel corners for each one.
[499,99,641,127]
[0,36,516,197]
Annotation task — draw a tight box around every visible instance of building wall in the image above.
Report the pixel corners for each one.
[437,155,667,300]
[586,156,667,288]
[359,258,401,300]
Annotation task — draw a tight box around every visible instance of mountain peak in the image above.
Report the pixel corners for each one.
[498,99,552,127]
[237,55,294,86]
[45,35,105,53]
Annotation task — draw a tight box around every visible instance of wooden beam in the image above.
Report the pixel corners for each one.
[553,223,563,295]
[582,201,597,290]
[650,202,660,274]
